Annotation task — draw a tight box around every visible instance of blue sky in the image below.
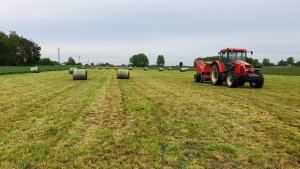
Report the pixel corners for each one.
[1,0,299,65]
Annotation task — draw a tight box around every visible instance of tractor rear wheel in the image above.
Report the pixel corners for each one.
[210,64,222,85]
[194,74,201,83]
[226,71,239,88]
[250,71,264,88]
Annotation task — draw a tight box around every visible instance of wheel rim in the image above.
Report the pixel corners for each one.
[227,74,233,86]
[211,68,217,82]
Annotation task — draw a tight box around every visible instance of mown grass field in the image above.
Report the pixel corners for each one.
[0,69,299,168]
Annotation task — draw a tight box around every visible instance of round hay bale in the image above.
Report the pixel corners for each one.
[128,67,133,70]
[69,67,77,74]
[180,67,189,72]
[73,69,87,80]
[90,66,94,69]
[168,67,172,70]
[98,67,102,69]
[158,67,164,71]
[117,69,130,79]
[106,66,110,69]
[31,67,40,73]
[144,67,148,71]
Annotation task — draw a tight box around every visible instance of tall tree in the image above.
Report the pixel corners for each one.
[156,55,165,66]
[262,58,274,66]
[179,61,183,67]
[65,57,76,65]
[129,53,149,67]
[286,57,295,65]
[0,32,8,65]
[0,31,41,66]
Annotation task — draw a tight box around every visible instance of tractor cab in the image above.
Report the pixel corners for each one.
[219,48,250,71]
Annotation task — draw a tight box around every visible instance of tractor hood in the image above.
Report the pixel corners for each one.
[234,60,251,66]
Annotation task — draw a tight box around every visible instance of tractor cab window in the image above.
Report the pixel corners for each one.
[220,52,227,62]
[236,52,246,61]
[220,51,247,63]
[228,52,247,62]
[229,52,236,62]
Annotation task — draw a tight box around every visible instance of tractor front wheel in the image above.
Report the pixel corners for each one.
[239,79,245,86]
[226,71,239,88]
[250,71,264,88]
[210,64,222,85]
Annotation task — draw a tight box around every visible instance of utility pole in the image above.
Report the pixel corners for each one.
[58,47,60,63]
[78,56,81,63]
[88,58,89,65]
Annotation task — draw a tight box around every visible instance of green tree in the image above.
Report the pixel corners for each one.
[156,55,165,66]
[65,57,76,65]
[0,31,41,66]
[286,57,295,65]
[129,53,149,67]
[246,57,262,68]
[295,61,300,66]
[38,58,59,65]
[179,61,183,67]
[277,59,287,66]
[0,32,8,65]
[19,36,41,66]
[262,58,274,66]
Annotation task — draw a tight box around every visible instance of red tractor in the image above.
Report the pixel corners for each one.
[194,48,264,88]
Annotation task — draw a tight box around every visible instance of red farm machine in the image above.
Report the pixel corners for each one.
[194,48,264,88]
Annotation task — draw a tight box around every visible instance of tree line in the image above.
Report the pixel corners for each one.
[129,53,166,67]
[0,31,86,66]
[130,53,300,68]
[0,31,42,66]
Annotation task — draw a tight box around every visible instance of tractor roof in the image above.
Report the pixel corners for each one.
[221,48,247,52]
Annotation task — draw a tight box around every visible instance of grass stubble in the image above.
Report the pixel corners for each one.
[0,69,299,168]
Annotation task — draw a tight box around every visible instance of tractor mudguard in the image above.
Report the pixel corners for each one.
[211,61,225,73]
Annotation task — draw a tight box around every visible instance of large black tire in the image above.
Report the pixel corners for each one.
[226,71,239,88]
[239,79,245,86]
[194,74,201,83]
[250,71,264,88]
[210,64,222,85]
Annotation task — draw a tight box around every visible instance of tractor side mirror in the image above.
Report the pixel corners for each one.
[250,51,253,55]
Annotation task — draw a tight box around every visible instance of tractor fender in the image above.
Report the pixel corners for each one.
[211,61,225,73]
[234,63,247,76]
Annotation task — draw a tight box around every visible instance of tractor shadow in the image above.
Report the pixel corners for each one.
[195,81,260,89]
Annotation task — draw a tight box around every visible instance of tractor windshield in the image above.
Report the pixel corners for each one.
[221,51,247,62]
[229,52,247,62]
